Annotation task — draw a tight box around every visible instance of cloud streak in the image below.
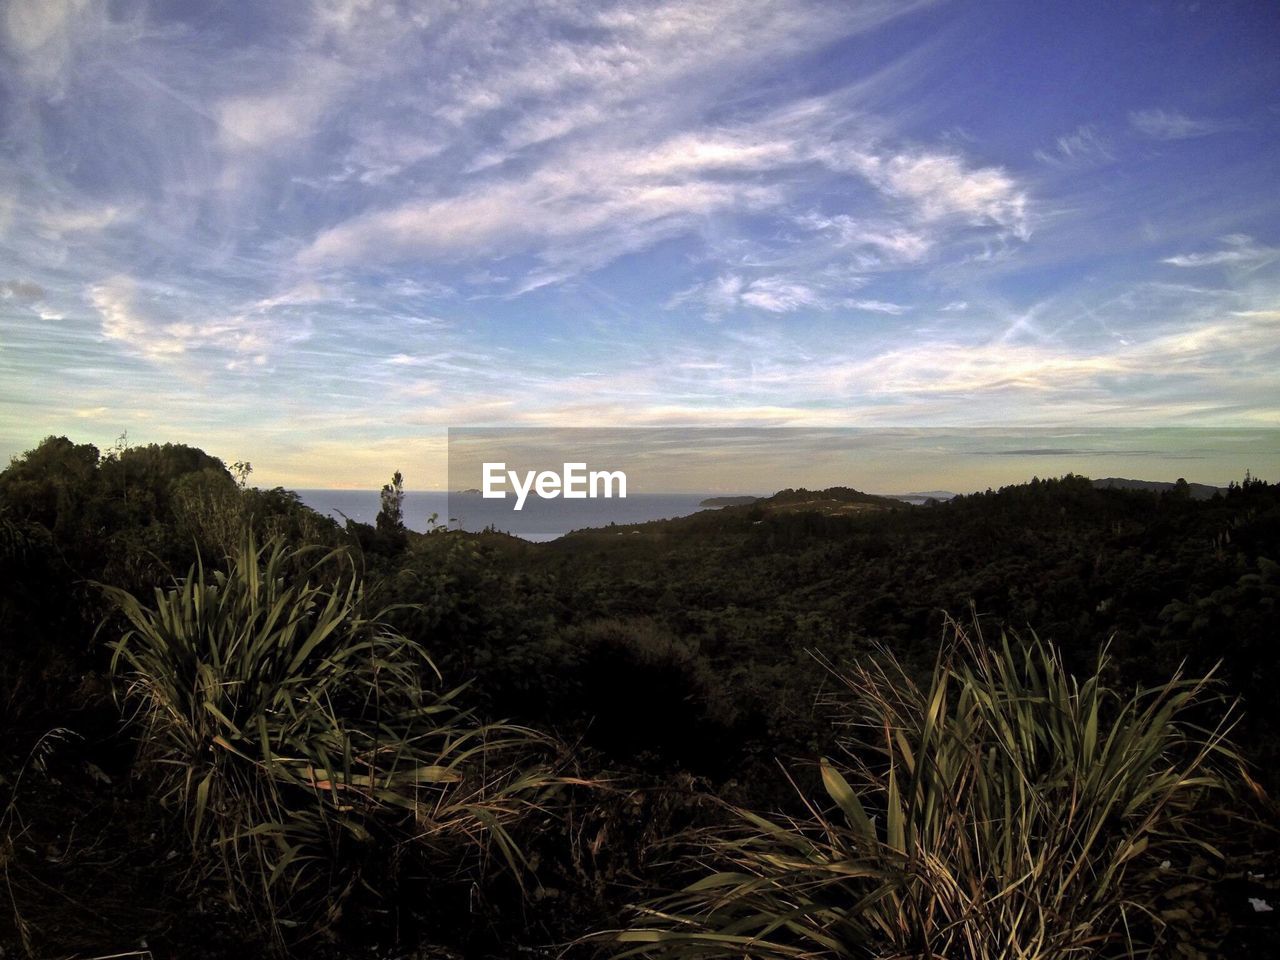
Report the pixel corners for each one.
[1034,125,1114,169]
[1163,236,1279,270]
[1130,108,1243,140]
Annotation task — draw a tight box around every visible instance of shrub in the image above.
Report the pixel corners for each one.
[566,619,738,773]
[102,534,557,945]
[609,622,1243,958]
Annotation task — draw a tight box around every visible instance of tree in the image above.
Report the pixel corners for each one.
[377,471,406,533]
[375,470,408,553]
[0,435,101,532]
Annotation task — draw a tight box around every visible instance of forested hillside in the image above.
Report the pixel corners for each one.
[1,436,1276,958]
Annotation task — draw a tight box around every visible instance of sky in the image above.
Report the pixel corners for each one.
[1,0,1278,490]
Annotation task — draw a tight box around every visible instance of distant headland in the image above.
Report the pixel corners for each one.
[699,495,760,507]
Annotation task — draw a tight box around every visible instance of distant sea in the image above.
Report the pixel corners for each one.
[294,490,717,541]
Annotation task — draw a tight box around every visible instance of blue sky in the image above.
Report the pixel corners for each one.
[1,0,1277,489]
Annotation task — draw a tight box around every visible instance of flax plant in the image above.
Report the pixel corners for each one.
[611,622,1242,959]
[102,534,556,942]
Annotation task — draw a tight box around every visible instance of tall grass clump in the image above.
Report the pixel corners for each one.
[102,534,557,943]
[2,729,79,956]
[610,622,1242,959]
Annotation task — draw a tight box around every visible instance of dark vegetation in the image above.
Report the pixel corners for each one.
[1,435,1277,958]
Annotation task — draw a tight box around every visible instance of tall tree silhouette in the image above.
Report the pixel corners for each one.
[377,470,408,551]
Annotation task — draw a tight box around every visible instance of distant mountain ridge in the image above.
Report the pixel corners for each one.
[707,480,1230,513]
[1091,477,1226,500]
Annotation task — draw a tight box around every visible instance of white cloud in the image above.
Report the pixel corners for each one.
[740,277,824,313]
[91,278,187,359]
[1130,108,1242,140]
[331,127,445,185]
[668,272,903,319]
[847,299,907,314]
[403,298,1280,428]
[430,0,920,132]
[302,120,1030,295]
[797,213,933,264]
[2,0,91,93]
[89,277,317,366]
[704,274,746,315]
[848,341,1125,395]
[283,1,1028,293]
[301,136,784,270]
[1163,235,1278,269]
[37,203,128,235]
[830,147,1030,239]
[635,281,1280,424]
[217,61,350,152]
[502,101,612,150]
[623,134,798,177]
[1034,125,1114,168]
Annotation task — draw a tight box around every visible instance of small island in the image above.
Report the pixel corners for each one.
[699,495,760,507]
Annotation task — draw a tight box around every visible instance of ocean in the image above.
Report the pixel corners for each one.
[294,490,718,541]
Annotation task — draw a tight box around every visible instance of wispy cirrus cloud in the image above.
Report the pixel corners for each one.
[4,0,1019,332]
[364,287,1280,431]
[217,61,351,153]
[276,1,1028,302]
[1,0,93,95]
[1163,235,1279,270]
[1034,125,1114,169]
[1130,108,1243,140]
[299,115,1031,297]
[89,276,321,366]
[544,289,1280,426]
[667,272,909,320]
[299,138,787,271]
[738,277,824,314]
[795,212,934,266]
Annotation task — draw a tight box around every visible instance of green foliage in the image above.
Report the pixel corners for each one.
[1,435,340,599]
[3,433,1277,954]
[102,534,558,943]
[172,472,338,557]
[0,436,101,536]
[610,624,1243,958]
[377,470,406,534]
[169,466,245,554]
[351,469,408,556]
[480,473,1280,787]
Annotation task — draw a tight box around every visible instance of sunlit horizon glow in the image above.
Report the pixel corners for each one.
[2,1,1278,491]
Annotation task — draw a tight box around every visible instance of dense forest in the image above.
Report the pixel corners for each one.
[1,435,1277,958]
